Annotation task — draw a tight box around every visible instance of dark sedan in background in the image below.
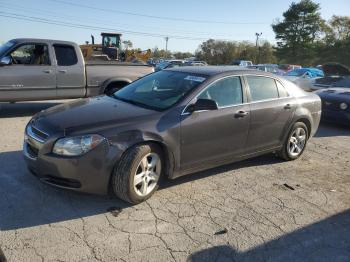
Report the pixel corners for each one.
[316,88,350,124]
[23,66,321,204]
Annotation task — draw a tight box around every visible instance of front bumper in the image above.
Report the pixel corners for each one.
[23,126,122,195]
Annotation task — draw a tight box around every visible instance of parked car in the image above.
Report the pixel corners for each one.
[184,61,208,66]
[0,38,154,102]
[231,60,253,67]
[23,66,321,204]
[154,60,185,71]
[248,64,285,75]
[312,63,350,91]
[278,64,302,72]
[283,68,324,91]
[316,88,350,125]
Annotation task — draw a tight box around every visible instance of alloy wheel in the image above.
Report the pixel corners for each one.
[287,127,307,157]
[133,153,161,197]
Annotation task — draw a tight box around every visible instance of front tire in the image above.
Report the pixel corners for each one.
[277,122,308,161]
[112,144,163,204]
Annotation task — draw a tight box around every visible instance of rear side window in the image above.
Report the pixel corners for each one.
[54,45,77,66]
[246,76,279,102]
[276,80,289,98]
[198,76,243,107]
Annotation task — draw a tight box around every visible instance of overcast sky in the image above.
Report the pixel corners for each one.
[1,0,349,52]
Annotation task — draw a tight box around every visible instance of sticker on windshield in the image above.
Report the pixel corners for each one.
[184,76,206,82]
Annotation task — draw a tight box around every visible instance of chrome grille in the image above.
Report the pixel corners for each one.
[26,125,48,144]
[31,126,49,140]
[24,124,48,159]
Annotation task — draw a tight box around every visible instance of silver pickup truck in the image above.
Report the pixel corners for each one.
[0,38,154,102]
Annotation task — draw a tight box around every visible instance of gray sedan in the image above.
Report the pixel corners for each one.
[23,66,322,204]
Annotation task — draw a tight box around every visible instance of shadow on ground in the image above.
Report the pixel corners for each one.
[315,122,350,138]
[0,149,284,231]
[0,102,61,118]
[188,209,350,262]
[0,121,348,231]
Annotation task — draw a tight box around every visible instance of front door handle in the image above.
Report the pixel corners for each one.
[234,111,249,118]
[58,70,67,74]
[43,69,52,74]
[284,104,292,109]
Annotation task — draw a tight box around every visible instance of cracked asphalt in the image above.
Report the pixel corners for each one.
[0,101,350,262]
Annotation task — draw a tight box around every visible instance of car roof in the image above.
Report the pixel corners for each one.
[10,38,77,46]
[165,65,277,77]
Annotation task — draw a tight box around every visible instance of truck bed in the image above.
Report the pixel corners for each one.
[85,60,151,66]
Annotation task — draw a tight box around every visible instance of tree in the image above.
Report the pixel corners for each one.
[272,0,325,65]
[152,47,171,59]
[316,16,350,67]
[326,16,350,41]
[122,40,133,50]
[173,51,193,59]
[195,39,276,65]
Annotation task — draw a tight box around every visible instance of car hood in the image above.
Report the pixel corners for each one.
[31,96,158,134]
[316,88,350,101]
[322,63,350,77]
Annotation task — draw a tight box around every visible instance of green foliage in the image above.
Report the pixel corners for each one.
[272,0,324,65]
[172,51,193,59]
[272,0,350,67]
[327,15,350,41]
[122,40,133,49]
[315,16,350,66]
[195,39,276,65]
[152,47,171,59]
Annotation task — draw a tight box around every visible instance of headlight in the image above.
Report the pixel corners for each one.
[53,135,105,156]
[340,102,348,110]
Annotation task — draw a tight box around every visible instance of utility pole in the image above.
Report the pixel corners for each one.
[165,36,169,58]
[255,32,262,64]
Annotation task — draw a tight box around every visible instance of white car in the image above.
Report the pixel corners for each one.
[283,68,324,92]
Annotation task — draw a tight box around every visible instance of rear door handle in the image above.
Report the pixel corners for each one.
[284,104,292,109]
[234,110,249,118]
[43,69,52,73]
[58,70,67,74]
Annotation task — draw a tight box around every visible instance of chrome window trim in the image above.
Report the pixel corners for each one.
[181,74,293,116]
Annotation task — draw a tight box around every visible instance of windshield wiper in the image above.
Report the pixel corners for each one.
[113,95,159,111]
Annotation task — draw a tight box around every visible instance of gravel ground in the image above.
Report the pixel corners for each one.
[0,101,349,262]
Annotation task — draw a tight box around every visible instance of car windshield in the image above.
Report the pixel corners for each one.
[113,71,207,111]
[0,40,16,57]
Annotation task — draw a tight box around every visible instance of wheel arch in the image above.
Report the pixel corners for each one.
[295,117,312,137]
[99,78,132,94]
[108,135,176,190]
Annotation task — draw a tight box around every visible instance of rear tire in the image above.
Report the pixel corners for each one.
[112,144,163,204]
[277,122,309,161]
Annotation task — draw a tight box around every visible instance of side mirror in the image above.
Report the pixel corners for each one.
[0,56,12,66]
[188,98,218,113]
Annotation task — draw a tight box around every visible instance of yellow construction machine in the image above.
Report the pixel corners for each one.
[80,32,151,63]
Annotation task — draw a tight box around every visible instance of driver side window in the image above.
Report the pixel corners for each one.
[198,76,243,108]
[10,44,50,65]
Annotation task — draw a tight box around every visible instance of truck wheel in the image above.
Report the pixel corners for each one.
[112,144,163,204]
[277,122,309,161]
[104,82,128,96]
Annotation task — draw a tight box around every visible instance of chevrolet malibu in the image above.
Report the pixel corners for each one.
[24,67,322,204]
